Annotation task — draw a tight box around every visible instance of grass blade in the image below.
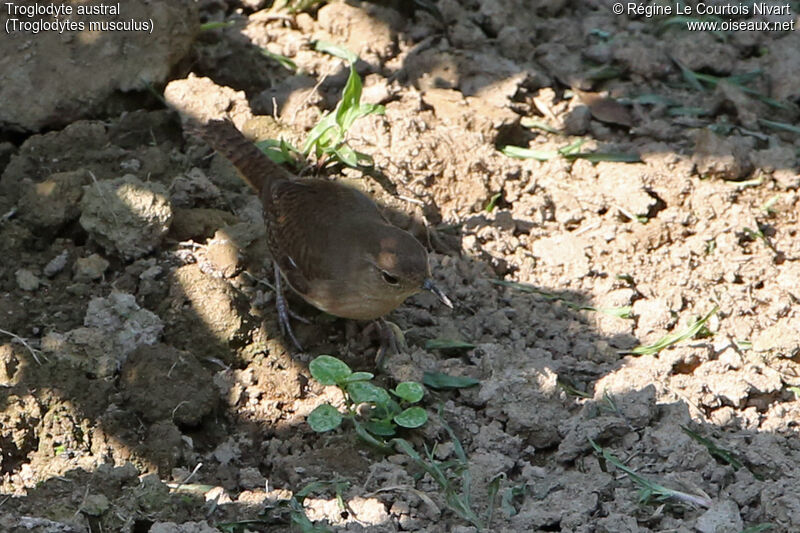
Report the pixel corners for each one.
[500,145,558,160]
[590,438,712,508]
[681,426,743,470]
[624,306,719,356]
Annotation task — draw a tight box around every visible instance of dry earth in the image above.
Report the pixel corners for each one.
[1,0,800,532]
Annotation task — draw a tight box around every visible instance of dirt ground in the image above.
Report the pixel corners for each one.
[1,0,800,531]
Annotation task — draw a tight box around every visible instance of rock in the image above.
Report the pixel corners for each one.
[164,74,252,130]
[421,88,521,144]
[316,2,404,65]
[692,130,754,181]
[632,297,672,337]
[80,494,110,517]
[0,0,199,132]
[672,31,736,74]
[530,234,590,278]
[206,230,241,278]
[43,250,69,278]
[73,254,110,282]
[18,169,91,230]
[562,105,592,135]
[766,31,800,102]
[84,292,164,357]
[164,264,248,362]
[41,327,118,377]
[169,208,239,242]
[696,500,743,533]
[169,168,222,209]
[39,292,163,375]
[79,175,173,260]
[120,344,216,425]
[753,316,800,354]
[15,268,40,291]
[149,521,220,533]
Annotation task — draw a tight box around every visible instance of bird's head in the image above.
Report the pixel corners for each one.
[362,226,453,310]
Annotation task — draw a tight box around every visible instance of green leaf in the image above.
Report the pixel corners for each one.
[308,404,343,432]
[557,138,587,155]
[365,419,397,436]
[346,381,391,405]
[336,64,363,128]
[309,355,352,385]
[501,145,558,160]
[625,306,719,356]
[342,371,374,383]
[314,40,358,63]
[255,139,298,165]
[485,192,502,213]
[563,151,641,163]
[261,48,297,71]
[425,339,476,351]
[393,406,428,428]
[759,118,800,135]
[423,372,480,390]
[393,382,425,403]
[339,103,385,132]
[681,425,743,470]
[353,419,392,450]
[334,143,359,167]
[302,113,339,156]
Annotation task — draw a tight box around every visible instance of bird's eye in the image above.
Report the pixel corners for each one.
[381,270,399,285]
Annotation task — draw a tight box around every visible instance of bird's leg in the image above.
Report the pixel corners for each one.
[274,263,305,350]
[375,318,403,370]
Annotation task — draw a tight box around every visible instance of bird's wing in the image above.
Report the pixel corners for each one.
[266,179,384,296]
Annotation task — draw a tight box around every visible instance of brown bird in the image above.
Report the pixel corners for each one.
[191,119,452,353]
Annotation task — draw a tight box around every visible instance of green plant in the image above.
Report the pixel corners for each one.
[302,42,385,168]
[307,355,428,448]
[623,305,718,356]
[391,409,519,531]
[681,426,744,471]
[590,438,712,508]
[218,479,348,533]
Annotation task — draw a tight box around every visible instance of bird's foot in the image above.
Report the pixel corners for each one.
[374,318,406,370]
[274,263,305,351]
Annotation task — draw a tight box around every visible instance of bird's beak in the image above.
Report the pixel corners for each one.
[422,279,453,309]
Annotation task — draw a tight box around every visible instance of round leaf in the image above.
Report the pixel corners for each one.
[393,407,428,429]
[393,382,424,403]
[309,355,352,385]
[365,420,397,437]
[308,404,343,432]
[343,371,374,383]
[346,381,389,405]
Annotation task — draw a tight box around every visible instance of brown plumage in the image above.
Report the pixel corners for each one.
[192,119,450,326]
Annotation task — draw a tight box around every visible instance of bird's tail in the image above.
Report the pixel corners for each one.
[189,119,294,194]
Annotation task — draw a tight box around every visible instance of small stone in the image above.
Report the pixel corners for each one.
[79,174,173,260]
[81,494,110,516]
[562,104,591,135]
[43,250,69,277]
[206,231,241,278]
[15,268,40,291]
[696,499,743,533]
[73,253,110,282]
[18,169,91,230]
[692,130,753,181]
[238,467,267,489]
